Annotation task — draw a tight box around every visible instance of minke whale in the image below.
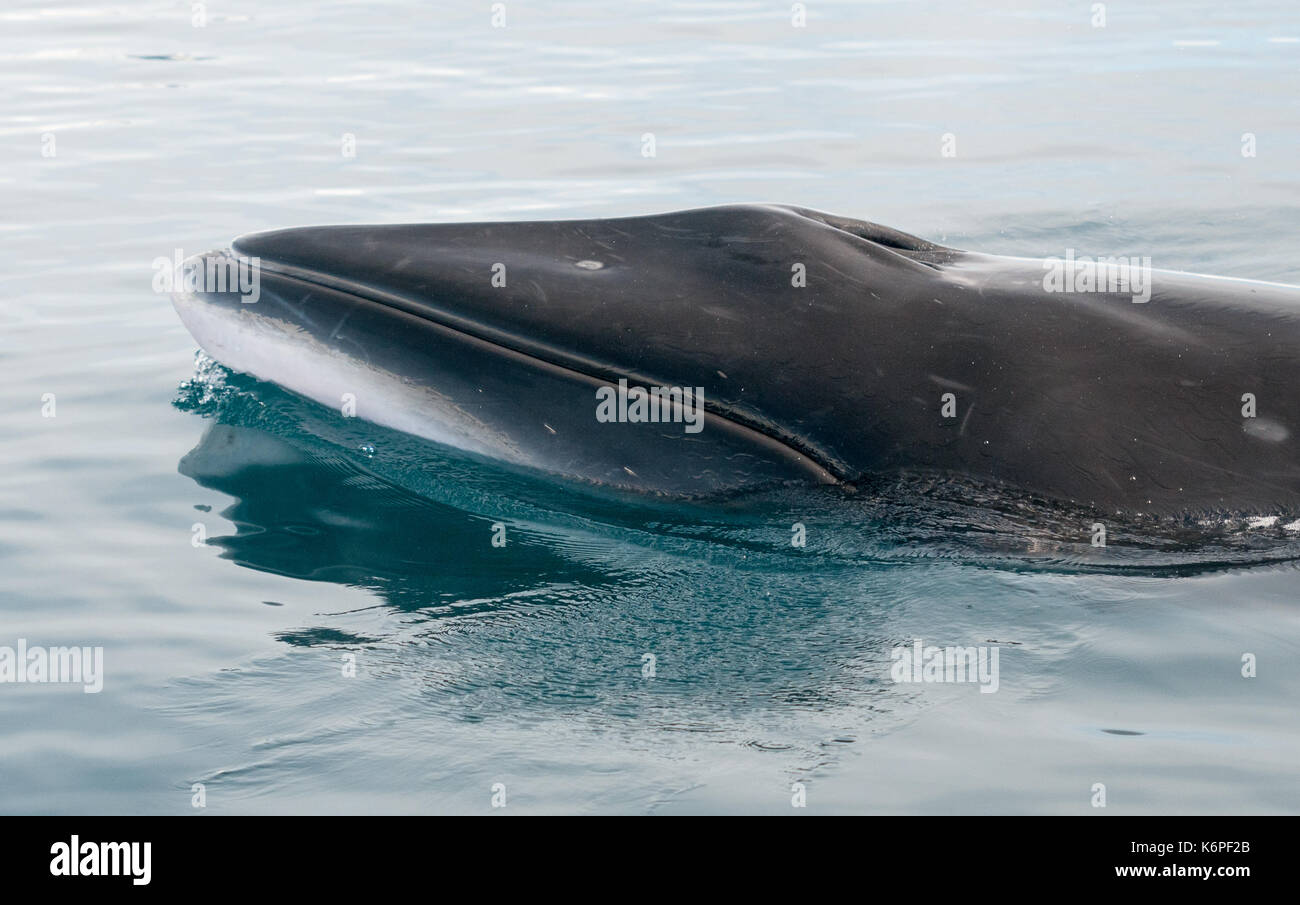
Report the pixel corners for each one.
[172,203,1300,514]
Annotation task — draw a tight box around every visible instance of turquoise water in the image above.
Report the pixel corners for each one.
[3,0,1299,814]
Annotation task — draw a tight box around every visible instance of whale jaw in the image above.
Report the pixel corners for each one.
[171,245,837,496]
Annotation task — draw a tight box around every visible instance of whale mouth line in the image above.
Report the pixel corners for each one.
[212,249,850,485]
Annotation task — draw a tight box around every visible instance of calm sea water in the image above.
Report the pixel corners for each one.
[3,0,1299,814]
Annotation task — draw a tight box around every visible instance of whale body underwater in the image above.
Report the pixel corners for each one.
[171,203,1300,515]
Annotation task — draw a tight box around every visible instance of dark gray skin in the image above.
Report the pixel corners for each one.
[174,203,1300,514]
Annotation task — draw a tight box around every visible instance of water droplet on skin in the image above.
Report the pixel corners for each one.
[358,443,375,457]
[575,260,604,270]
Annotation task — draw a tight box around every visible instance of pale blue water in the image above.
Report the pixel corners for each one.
[2,0,1299,814]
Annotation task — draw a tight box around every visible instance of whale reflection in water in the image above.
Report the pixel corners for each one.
[178,421,600,613]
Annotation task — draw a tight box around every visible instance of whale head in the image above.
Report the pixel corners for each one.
[173,204,958,496]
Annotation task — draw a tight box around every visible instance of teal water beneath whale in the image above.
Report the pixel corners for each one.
[3,0,1299,814]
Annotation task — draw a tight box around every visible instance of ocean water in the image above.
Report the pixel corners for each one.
[2,0,1299,814]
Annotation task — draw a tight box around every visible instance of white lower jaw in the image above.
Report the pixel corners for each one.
[171,289,528,465]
